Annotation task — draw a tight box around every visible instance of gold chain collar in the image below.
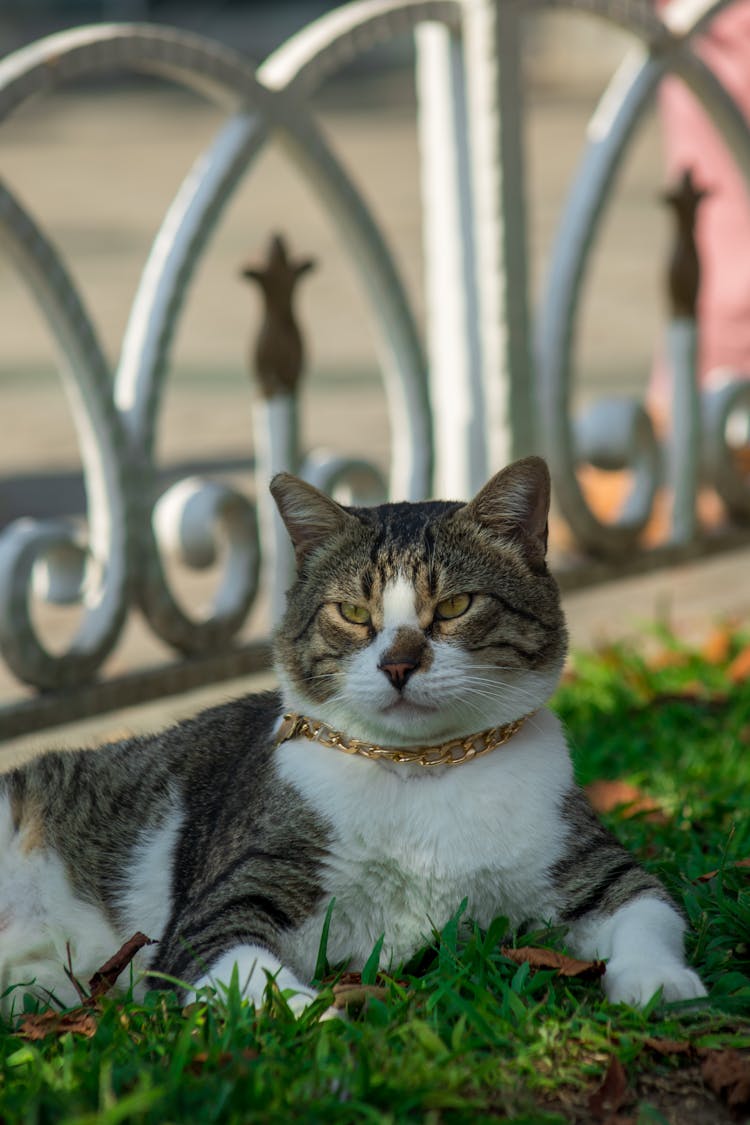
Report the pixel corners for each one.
[274,711,532,768]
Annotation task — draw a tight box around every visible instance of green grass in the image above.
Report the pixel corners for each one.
[2,634,749,1124]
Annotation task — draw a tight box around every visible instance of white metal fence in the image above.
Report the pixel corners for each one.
[1,0,749,739]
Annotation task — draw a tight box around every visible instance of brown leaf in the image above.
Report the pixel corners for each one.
[88,932,155,999]
[187,1047,258,1077]
[694,857,750,883]
[17,1007,98,1041]
[501,946,606,979]
[700,1048,750,1111]
[331,983,390,1010]
[728,645,750,684]
[585,780,668,824]
[588,1056,630,1120]
[643,1036,695,1057]
[679,680,714,699]
[702,626,734,665]
[333,971,364,987]
[649,648,690,671]
[64,942,88,1004]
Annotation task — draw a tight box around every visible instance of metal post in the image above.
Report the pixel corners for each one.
[462,0,535,471]
[242,234,315,622]
[663,170,706,544]
[416,20,485,498]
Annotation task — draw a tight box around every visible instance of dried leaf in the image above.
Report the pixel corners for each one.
[88,931,155,999]
[331,983,390,1010]
[728,645,750,684]
[643,1036,695,1057]
[333,971,364,987]
[695,858,750,884]
[588,1056,629,1120]
[63,941,89,1004]
[18,1007,98,1041]
[649,649,690,671]
[187,1047,258,1076]
[702,626,733,665]
[585,780,667,824]
[700,1048,750,1111]
[678,680,713,699]
[500,946,605,979]
[734,447,750,474]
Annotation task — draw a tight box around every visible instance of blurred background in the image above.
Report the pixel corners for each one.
[0,1,661,516]
[6,0,750,748]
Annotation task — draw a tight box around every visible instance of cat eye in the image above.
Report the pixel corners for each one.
[435,593,472,620]
[339,602,371,625]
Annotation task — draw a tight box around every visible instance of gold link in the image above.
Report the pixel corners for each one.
[274,710,532,766]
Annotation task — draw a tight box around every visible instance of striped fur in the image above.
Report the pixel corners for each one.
[0,459,705,1013]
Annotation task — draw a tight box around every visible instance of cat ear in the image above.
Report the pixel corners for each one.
[461,456,551,556]
[270,473,354,560]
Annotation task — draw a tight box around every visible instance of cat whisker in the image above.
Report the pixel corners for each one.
[455,680,544,707]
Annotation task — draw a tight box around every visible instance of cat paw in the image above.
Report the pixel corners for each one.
[604,959,707,1007]
[279,986,342,1021]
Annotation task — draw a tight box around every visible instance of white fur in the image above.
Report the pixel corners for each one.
[278,573,563,748]
[270,567,704,1007]
[274,708,573,980]
[274,720,705,1006]
[0,566,704,1015]
[0,794,184,1016]
[116,802,184,944]
[570,896,707,1005]
[381,575,420,631]
[192,942,320,1016]
[0,794,122,1015]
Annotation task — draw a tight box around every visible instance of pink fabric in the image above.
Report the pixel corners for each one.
[658,1,750,384]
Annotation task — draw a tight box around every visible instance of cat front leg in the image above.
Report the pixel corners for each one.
[191,943,320,1015]
[551,787,706,1006]
[568,895,707,1006]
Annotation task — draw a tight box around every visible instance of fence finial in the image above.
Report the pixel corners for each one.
[663,168,708,319]
[241,234,316,398]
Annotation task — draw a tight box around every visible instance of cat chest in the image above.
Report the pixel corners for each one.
[274,738,570,976]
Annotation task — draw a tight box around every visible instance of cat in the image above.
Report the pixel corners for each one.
[0,456,706,1017]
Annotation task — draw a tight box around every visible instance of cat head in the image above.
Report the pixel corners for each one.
[270,457,567,746]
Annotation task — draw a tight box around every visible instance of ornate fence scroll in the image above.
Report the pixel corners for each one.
[1,0,750,739]
[537,1,750,558]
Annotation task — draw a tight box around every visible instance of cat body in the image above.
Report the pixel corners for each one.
[0,459,706,1014]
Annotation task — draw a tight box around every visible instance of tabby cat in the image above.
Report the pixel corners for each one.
[0,457,706,1015]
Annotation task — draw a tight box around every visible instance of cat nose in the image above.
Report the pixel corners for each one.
[379,659,418,691]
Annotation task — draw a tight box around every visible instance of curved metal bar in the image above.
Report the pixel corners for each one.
[259,0,460,95]
[115,112,268,454]
[148,477,260,647]
[0,182,132,687]
[668,45,750,190]
[0,23,274,122]
[300,451,388,504]
[0,19,432,656]
[107,15,433,499]
[1,18,435,497]
[538,39,750,554]
[659,0,734,39]
[114,117,270,653]
[276,112,432,500]
[702,378,750,519]
[537,48,665,554]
